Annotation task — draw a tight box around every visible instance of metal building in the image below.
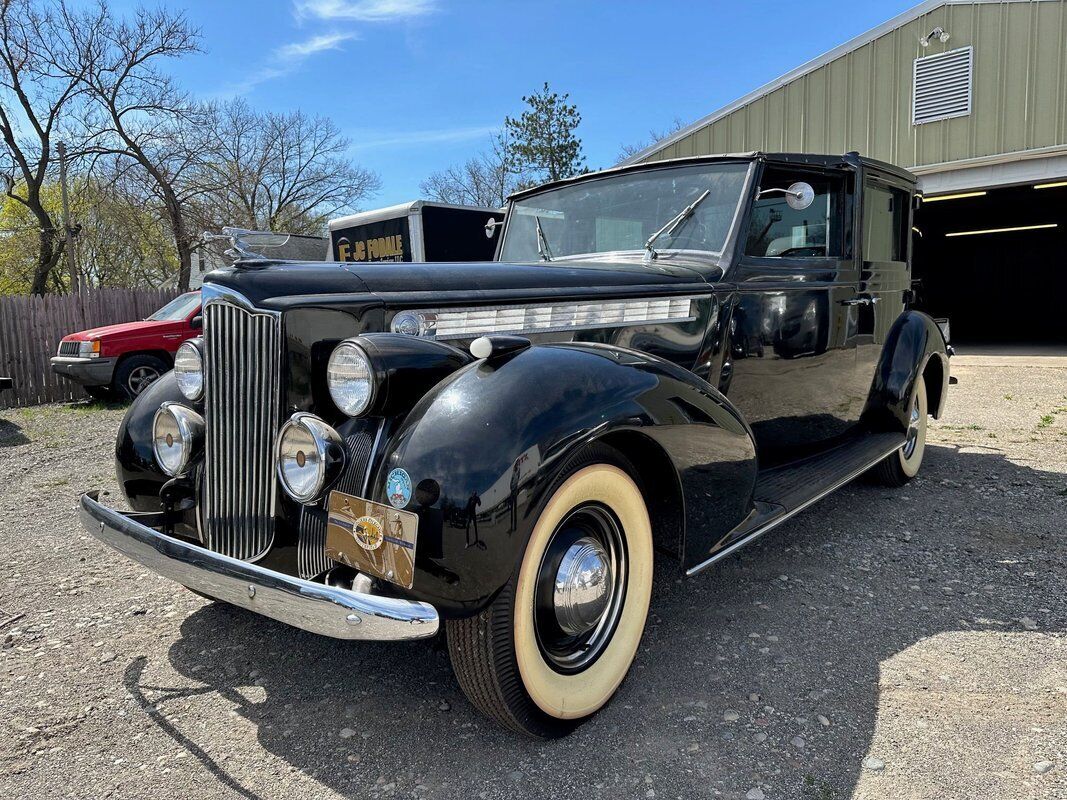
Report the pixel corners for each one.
[623,0,1067,343]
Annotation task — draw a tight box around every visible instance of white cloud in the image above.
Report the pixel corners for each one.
[294,0,436,22]
[212,31,356,97]
[276,31,356,60]
[352,125,497,150]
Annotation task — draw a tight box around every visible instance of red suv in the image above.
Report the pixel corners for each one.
[51,291,202,400]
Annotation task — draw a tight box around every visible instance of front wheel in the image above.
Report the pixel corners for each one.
[869,374,928,486]
[446,446,653,738]
[113,354,168,400]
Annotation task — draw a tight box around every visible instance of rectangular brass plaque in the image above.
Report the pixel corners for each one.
[325,491,418,589]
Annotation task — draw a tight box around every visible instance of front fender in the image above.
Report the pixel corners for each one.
[115,371,190,511]
[371,343,758,617]
[863,310,949,432]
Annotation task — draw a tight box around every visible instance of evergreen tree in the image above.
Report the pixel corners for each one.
[504,82,585,184]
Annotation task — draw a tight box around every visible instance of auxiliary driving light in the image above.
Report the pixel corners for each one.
[275,413,345,503]
[152,403,205,477]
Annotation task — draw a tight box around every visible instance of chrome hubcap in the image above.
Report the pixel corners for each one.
[553,536,612,636]
[534,503,626,673]
[903,394,921,459]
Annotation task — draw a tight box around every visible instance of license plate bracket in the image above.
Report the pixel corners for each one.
[325,491,418,589]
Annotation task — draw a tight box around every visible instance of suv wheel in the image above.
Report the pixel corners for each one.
[113,354,169,400]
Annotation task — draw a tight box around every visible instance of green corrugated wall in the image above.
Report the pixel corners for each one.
[640,0,1067,169]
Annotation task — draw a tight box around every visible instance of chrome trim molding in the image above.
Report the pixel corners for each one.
[81,493,438,640]
[685,439,904,577]
[391,296,699,340]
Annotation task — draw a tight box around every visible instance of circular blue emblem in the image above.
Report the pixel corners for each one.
[386,468,413,509]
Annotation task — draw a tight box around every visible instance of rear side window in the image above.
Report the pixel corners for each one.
[745,170,846,259]
[863,183,909,263]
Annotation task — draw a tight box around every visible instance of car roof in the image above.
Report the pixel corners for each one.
[508,151,917,201]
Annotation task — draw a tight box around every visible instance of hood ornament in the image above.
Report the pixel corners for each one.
[201,227,292,267]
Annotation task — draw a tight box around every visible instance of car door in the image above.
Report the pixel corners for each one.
[723,163,863,465]
[855,173,912,402]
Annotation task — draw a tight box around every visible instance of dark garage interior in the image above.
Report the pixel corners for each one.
[913,181,1067,344]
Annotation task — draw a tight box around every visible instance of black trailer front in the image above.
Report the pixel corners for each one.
[328,201,504,264]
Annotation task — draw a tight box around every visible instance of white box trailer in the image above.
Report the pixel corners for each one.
[327,201,504,264]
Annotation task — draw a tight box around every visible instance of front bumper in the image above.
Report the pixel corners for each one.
[51,356,116,386]
[80,492,439,640]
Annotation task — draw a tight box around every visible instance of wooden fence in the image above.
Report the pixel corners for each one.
[0,287,180,409]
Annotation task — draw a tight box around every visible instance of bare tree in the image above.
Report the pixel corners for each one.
[0,0,87,295]
[616,118,689,163]
[57,2,207,290]
[420,131,524,208]
[199,99,380,235]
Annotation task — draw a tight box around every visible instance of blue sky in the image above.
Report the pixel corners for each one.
[109,0,918,207]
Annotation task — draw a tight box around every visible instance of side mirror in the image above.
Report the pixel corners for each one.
[485,217,502,239]
[190,315,203,330]
[757,182,815,210]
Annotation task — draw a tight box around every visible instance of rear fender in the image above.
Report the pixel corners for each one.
[371,342,758,617]
[863,310,950,432]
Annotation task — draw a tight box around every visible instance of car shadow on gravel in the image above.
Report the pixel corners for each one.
[0,417,29,446]
[124,444,1065,800]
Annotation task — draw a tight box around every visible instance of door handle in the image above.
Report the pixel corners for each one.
[840,298,869,306]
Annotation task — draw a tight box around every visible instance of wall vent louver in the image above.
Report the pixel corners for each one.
[913,46,973,125]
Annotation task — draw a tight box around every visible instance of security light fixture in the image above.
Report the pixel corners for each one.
[919,27,950,47]
[1034,181,1067,190]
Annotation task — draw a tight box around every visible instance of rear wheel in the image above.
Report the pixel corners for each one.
[113,354,168,400]
[446,445,653,738]
[869,375,928,486]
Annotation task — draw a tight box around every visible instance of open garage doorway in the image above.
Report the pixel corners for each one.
[913,181,1067,344]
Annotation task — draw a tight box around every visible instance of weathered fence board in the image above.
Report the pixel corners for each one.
[0,288,180,409]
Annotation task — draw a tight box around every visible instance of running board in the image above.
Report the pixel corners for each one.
[686,431,904,577]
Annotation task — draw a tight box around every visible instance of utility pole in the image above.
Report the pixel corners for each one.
[56,141,78,293]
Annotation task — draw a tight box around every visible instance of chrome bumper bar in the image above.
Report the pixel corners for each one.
[80,492,439,641]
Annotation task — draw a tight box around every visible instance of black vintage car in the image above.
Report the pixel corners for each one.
[82,152,949,738]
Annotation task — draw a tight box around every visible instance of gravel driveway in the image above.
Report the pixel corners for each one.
[1,357,1064,800]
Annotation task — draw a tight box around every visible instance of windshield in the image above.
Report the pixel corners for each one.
[148,292,200,321]
[500,162,751,263]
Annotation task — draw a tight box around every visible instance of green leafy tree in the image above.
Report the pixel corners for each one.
[504,82,585,185]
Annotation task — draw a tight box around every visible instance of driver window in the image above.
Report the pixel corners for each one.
[745,170,844,259]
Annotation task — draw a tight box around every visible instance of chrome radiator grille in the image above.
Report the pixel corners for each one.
[202,300,282,561]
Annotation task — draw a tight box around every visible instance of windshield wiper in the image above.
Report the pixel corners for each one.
[644,189,711,264]
[535,216,553,262]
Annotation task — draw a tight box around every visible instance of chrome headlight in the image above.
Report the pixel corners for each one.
[275,413,345,503]
[152,403,205,477]
[173,341,203,400]
[327,340,376,417]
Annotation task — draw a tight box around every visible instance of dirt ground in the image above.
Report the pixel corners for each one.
[1,357,1064,800]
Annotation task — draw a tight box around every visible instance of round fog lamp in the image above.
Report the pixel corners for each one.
[174,341,203,400]
[327,341,375,416]
[276,414,344,503]
[152,403,205,477]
